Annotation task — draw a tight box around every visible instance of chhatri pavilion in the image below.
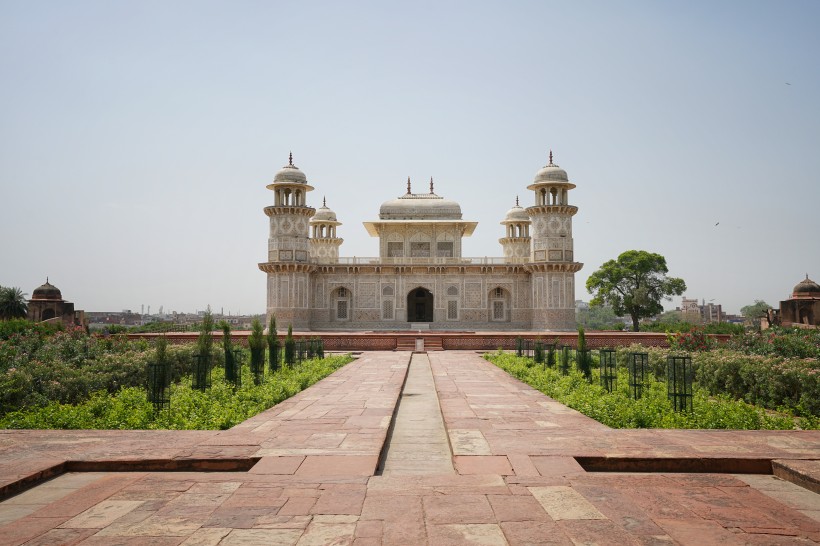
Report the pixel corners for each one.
[259,153,582,331]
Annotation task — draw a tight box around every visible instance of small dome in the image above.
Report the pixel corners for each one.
[272,153,308,185]
[793,275,820,297]
[532,151,569,184]
[32,279,62,301]
[311,199,338,223]
[501,197,530,224]
[502,202,530,223]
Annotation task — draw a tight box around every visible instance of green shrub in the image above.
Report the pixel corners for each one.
[0,354,353,430]
[485,352,806,430]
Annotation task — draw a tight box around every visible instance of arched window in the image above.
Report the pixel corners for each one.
[382,285,395,320]
[333,287,351,321]
[490,287,511,322]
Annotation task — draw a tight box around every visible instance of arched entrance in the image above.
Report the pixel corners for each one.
[41,308,56,321]
[407,287,433,322]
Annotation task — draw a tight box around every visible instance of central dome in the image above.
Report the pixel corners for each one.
[379,194,462,220]
[379,178,462,220]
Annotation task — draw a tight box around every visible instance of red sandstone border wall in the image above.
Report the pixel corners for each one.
[127,331,730,351]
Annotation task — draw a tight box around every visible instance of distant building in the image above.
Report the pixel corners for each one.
[27,279,85,328]
[680,298,700,319]
[677,297,723,323]
[86,310,142,327]
[768,275,820,328]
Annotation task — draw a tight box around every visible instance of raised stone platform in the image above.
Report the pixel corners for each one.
[0,351,817,545]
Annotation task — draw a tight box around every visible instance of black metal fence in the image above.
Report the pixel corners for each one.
[510,346,696,412]
[599,349,617,392]
[193,353,211,392]
[627,352,648,400]
[667,355,693,412]
[226,349,243,388]
[147,360,171,412]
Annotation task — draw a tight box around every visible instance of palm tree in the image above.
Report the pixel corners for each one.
[0,286,28,320]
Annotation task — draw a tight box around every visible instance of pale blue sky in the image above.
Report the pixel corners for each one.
[2,1,818,316]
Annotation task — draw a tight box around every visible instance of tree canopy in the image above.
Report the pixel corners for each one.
[585,250,686,332]
[0,286,28,320]
[740,299,772,327]
[576,304,625,330]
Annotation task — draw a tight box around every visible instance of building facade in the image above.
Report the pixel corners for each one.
[768,275,820,328]
[259,153,583,331]
[27,279,86,328]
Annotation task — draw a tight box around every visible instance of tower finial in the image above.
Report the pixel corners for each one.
[430,177,434,194]
[549,150,553,165]
[323,196,326,207]
[515,195,519,207]
[407,177,411,195]
[288,152,293,166]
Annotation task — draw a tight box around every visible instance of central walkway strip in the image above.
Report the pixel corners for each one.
[379,353,454,475]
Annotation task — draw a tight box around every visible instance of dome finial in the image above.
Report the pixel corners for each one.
[407,177,411,195]
[515,195,519,207]
[549,150,554,166]
[430,177,434,194]
[288,152,293,166]
[323,196,326,207]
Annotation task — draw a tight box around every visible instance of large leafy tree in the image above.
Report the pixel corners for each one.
[0,286,28,320]
[740,300,771,327]
[586,250,686,332]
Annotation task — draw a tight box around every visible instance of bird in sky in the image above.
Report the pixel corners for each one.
[715,222,720,226]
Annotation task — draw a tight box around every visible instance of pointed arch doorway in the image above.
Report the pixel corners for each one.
[407,287,433,322]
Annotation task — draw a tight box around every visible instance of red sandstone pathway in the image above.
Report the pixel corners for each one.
[0,351,818,545]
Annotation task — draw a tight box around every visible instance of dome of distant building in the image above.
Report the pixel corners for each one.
[379,179,462,220]
[31,279,62,301]
[793,275,820,298]
[272,153,308,185]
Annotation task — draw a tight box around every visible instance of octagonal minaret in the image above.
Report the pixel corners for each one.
[525,151,583,329]
[499,196,531,263]
[258,153,317,329]
[309,197,343,263]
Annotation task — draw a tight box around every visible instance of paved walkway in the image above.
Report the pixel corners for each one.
[0,351,818,545]
[380,354,454,476]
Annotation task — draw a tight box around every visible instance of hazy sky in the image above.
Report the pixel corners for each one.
[2,1,818,316]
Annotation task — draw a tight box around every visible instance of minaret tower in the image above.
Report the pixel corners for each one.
[258,153,316,329]
[309,197,343,263]
[525,151,583,329]
[499,196,531,262]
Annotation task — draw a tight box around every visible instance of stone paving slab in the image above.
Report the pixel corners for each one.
[0,350,818,545]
